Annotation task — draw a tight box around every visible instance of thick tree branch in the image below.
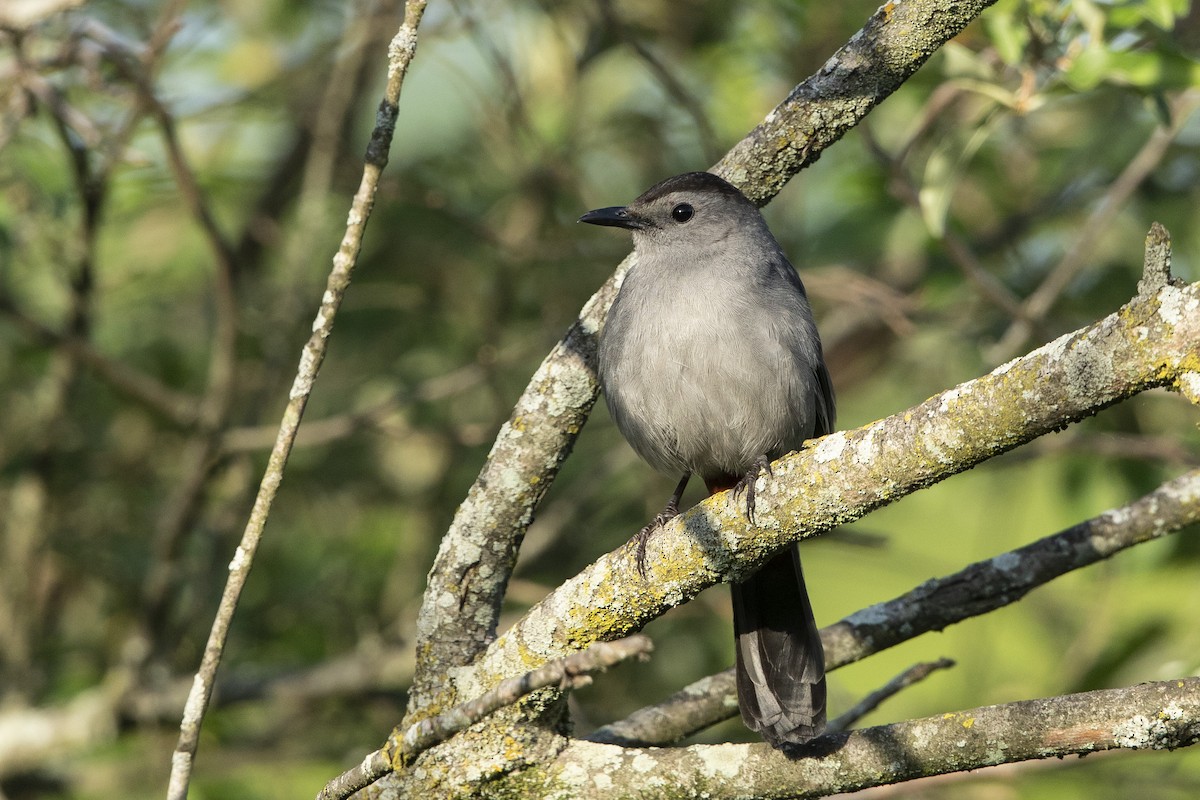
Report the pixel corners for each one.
[409,0,1000,719]
[541,677,1200,799]
[458,271,1198,703]
[594,465,1200,745]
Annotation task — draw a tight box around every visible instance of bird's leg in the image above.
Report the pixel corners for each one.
[633,472,690,575]
[731,455,773,524]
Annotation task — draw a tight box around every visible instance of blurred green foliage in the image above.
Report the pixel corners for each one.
[1,0,1199,797]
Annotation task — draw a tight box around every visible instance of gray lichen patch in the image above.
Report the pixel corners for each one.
[1112,701,1189,750]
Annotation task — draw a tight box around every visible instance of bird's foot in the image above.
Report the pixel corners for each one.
[633,498,681,577]
[631,473,690,576]
[731,455,773,524]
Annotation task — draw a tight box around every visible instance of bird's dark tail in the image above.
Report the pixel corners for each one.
[731,545,826,748]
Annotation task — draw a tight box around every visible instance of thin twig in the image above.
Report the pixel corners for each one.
[827,658,955,733]
[860,124,1027,319]
[599,0,721,163]
[317,636,653,800]
[989,90,1200,361]
[164,3,430,798]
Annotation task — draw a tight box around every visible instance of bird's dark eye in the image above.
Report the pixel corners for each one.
[671,203,694,223]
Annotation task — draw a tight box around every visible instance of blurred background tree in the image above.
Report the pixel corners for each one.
[1,0,1198,797]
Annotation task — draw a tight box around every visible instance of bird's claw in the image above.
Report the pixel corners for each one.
[633,499,681,577]
[731,456,773,524]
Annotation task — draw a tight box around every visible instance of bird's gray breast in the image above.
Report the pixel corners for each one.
[598,256,826,481]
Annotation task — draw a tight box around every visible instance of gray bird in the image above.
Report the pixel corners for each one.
[580,171,834,749]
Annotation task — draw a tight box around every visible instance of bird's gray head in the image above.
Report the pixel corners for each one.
[579,172,773,260]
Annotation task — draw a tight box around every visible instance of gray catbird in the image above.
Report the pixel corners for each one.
[580,171,835,749]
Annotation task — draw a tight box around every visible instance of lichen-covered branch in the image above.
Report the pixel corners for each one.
[406,278,615,707]
[715,0,1000,203]
[539,677,1200,799]
[459,275,1198,700]
[409,0,1000,719]
[319,637,651,800]
[596,465,1200,745]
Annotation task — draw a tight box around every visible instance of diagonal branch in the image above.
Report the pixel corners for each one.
[318,636,652,800]
[826,658,956,734]
[165,2,431,798]
[409,0,1001,717]
[457,265,1198,707]
[593,465,1200,745]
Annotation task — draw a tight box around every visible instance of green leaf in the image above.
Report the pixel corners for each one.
[983,8,1031,66]
[1063,44,1112,91]
[1143,0,1190,29]
[1070,0,1108,42]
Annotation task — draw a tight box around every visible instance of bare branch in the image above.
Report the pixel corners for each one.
[595,466,1200,746]
[989,91,1200,361]
[827,658,955,734]
[165,3,431,798]
[546,677,1200,799]
[319,636,653,800]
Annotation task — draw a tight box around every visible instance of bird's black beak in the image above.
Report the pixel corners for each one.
[578,206,646,230]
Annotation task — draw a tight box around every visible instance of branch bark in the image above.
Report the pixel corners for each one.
[318,637,652,800]
[595,463,1200,745]
[540,677,1200,799]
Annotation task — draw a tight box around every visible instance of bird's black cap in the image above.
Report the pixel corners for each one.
[632,171,747,206]
[579,172,751,230]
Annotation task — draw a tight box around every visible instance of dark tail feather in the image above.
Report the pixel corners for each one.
[731,545,826,747]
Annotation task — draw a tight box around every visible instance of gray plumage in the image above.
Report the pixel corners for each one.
[581,171,835,749]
